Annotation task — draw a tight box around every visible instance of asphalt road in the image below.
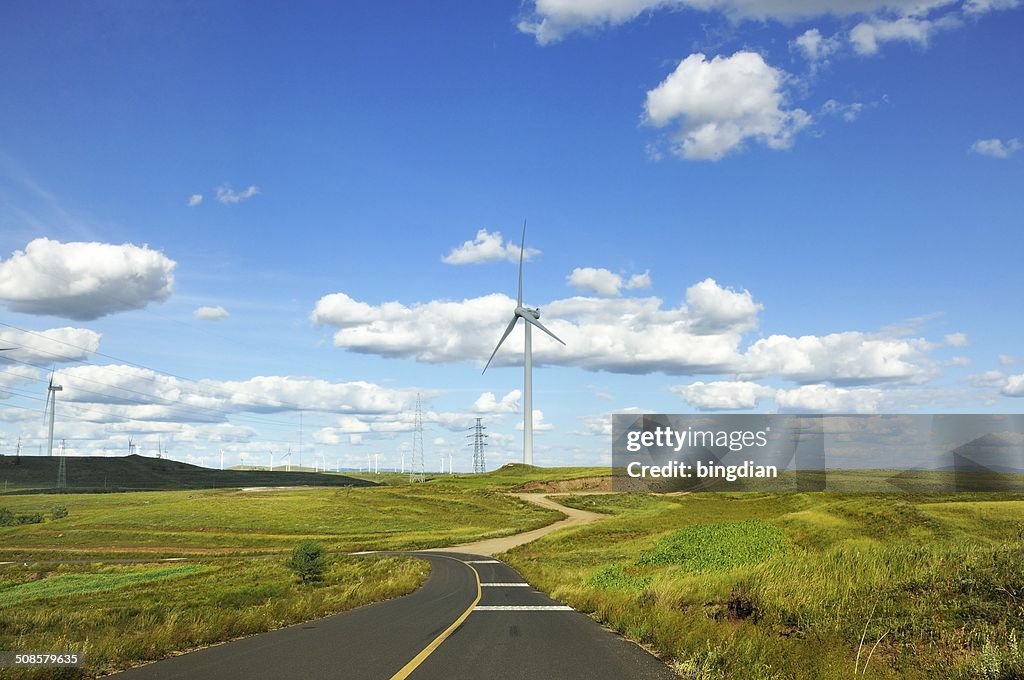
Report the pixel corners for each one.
[114,551,676,680]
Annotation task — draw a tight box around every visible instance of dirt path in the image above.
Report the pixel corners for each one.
[429,493,607,556]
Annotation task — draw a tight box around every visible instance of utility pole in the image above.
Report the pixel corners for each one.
[470,418,488,473]
[56,439,67,490]
[410,394,425,483]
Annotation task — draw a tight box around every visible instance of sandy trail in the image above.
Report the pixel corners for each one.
[429,493,607,557]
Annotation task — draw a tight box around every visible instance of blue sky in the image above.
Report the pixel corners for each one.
[0,1,1021,471]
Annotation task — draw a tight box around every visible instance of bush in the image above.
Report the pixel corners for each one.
[286,540,329,583]
[0,507,13,526]
[52,505,69,520]
[15,512,44,525]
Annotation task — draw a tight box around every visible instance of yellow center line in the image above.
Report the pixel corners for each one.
[389,555,482,680]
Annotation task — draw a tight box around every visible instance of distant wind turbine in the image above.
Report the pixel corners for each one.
[482,221,565,466]
[43,372,63,457]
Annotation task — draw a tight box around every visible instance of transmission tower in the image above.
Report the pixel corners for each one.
[409,393,425,483]
[56,439,67,490]
[470,418,488,474]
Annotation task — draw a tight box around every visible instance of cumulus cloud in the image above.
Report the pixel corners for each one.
[775,384,884,413]
[1004,375,1024,397]
[187,194,203,207]
[566,268,652,296]
[644,52,810,161]
[215,184,260,204]
[944,332,968,347]
[792,28,841,64]
[948,356,971,367]
[741,332,934,384]
[969,138,1022,158]
[625,271,652,290]
[850,15,960,56]
[0,327,101,363]
[518,0,957,44]
[442,229,539,265]
[670,380,772,410]
[194,305,229,321]
[0,238,176,321]
[52,365,419,425]
[516,409,553,431]
[311,278,761,374]
[566,267,624,296]
[473,389,522,413]
[312,278,938,385]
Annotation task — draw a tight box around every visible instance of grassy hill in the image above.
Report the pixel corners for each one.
[0,454,375,493]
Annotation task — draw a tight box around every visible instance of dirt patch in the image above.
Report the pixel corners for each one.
[517,476,613,493]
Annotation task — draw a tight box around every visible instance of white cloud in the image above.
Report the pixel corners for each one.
[311,278,760,374]
[686,277,762,333]
[644,52,810,161]
[969,138,1022,159]
[433,436,447,446]
[516,409,553,431]
[948,356,971,367]
[566,267,623,296]
[775,384,883,413]
[0,364,39,395]
[473,389,522,414]
[970,370,1006,386]
[944,332,968,347]
[518,0,957,44]
[741,332,934,384]
[51,365,419,426]
[0,238,176,321]
[0,327,101,363]
[625,270,652,290]
[821,99,866,122]
[312,278,938,385]
[442,229,539,265]
[566,267,651,295]
[194,305,230,321]
[670,380,772,410]
[792,28,841,63]
[963,0,1020,14]
[999,355,1018,367]
[850,15,960,55]
[215,184,260,204]
[1003,375,1024,397]
[187,194,203,207]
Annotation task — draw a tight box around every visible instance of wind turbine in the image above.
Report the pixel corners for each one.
[482,221,565,466]
[43,372,63,457]
[281,448,292,472]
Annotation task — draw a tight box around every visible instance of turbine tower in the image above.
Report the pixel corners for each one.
[43,372,63,457]
[483,221,565,466]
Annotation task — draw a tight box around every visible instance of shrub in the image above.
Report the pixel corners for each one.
[286,540,329,583]
[0,507,13,526]
[52,505,69,520]
[15,512,44,525]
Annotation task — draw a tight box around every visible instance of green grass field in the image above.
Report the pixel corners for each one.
[0,483,561,560]
[502,491,1024,679]
[0,556,427,678]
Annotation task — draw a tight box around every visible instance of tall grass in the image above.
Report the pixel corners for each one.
[504,492,1024,679]
[0,556,428,679]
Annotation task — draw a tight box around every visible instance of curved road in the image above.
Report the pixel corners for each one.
[115,551,675,680]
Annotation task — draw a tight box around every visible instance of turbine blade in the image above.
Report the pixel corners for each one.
[523,315,566,346]
[517,219,526,307]
[483,315,520,374]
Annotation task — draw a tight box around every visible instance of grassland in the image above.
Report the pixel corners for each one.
[0,483,561,560]
[0,556,427,678]
[0,468,572,678]
[502,491,1024,679]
